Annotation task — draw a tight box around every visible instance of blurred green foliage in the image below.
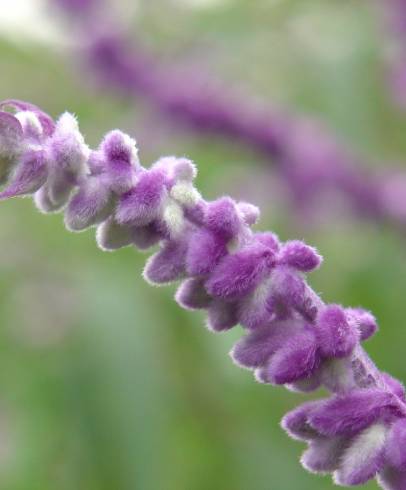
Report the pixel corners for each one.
[0,1,405,488]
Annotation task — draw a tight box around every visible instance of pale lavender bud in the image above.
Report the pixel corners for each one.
[175,278,211,310]
[0,149,47,199]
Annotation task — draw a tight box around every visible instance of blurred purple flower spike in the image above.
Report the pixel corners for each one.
[54,0,406,232]
[2,100,406,488]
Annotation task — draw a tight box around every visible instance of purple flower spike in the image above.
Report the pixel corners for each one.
[334,423,387,486]
[262,328,320,385]
[0,149,47,199]
[206,244,276,300]
[2,101,406,488]
[175,278,212,310]
[279,240,322,272]
[316,305,359,358]
[386,419,406,470]
[309,390,398,437]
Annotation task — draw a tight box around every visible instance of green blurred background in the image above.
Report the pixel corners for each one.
[0,0,405,488]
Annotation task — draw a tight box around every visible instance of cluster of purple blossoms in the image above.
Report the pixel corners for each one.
[1,99,406,488]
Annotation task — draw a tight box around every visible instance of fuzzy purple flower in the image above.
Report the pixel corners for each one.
[1,100,406,489]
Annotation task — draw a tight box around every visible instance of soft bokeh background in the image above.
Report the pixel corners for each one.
[0,1,405,488]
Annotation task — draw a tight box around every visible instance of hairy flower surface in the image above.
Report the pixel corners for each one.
[1,100,406,488]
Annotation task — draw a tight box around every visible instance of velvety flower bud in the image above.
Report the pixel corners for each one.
[254,232,280,252]
[308,390,399,437]
[206,244,276,300]
[237,280,275,329]
[206,299,239,332]
[101,129,138,167]
[230,320,298,369]
[16,111,44,142]
[0,111,23,184]
[334,423,387,486]
[237,201,260,225]
[0,99,54,137]
[186,229,227,276]
[0,111,23,157]
[281,401,321,441]
[316,304,359,358]
[301,436,347,474]
[386,418,406,470]
[115,168,166,226]
[271,266,307,312]
[131,223,162,250]
[204,197,241,241]
[0,149,47,199]
[42,113,89,211]
[143,239,187,285]
[279,240,322,272]
[65,175,114,231]
[96,217,133,251]
[259,327,320,385]
[175,278,212,310]
[346,307,378,341]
